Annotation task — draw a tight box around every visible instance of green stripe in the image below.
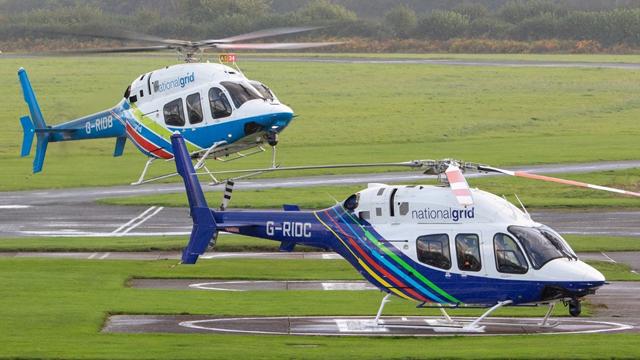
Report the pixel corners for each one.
[130,104,200,152]
[343,209,460,303]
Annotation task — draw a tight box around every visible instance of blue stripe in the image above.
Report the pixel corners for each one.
[331,207,445,303]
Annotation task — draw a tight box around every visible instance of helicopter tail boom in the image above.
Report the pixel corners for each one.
[171,132,218,264]
[18,68,127,173]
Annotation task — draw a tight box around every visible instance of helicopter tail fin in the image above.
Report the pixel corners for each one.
[18,68,128,173]
[171,132,218,264]
[18,68,50,173]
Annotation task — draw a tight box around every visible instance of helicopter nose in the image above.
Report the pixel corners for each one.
[581,261,606,283]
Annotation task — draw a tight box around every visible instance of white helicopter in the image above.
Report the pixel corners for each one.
[170,133,640,331]
[17,27,340,184]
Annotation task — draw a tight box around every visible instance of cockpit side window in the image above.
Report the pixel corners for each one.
[221,81,261,108]
[250,81,275,101]
[508,226,564,269]
[186,93,203,124]
[493,233,528,274]
[455,233,482,272]
[208,87,232,119]
[163,98,185,127]
[417,234,451,270]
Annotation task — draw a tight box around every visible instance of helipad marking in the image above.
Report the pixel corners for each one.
[335,319,388,333]
[188,280,375,292]
[176,316,634,337]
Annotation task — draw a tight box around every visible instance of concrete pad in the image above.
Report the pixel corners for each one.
[103,315,634,336]
[130,279,377,291]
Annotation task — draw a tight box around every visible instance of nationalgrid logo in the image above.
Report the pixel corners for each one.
[153,72,195,93]
[411,207,475,222]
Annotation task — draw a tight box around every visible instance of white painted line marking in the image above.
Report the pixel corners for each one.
[601,252,617,263]
[20,230,190,237]
[99,252,110,260]
[176,316,633,336]
[87,252,98,259]
[0,205,31,209]
[111,206,157,234]
[112,206,164,236]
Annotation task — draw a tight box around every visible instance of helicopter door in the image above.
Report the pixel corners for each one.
[186,92,204,127]
[454,232,487,297]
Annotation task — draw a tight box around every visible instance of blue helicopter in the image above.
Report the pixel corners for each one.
[170,133,640,331]
[17,27,339,184]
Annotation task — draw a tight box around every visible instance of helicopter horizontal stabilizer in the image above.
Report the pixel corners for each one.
[171,133,218,264]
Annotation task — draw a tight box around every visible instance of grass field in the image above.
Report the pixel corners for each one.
[2,55,640,190]
[0,257,638,360]
[0,233,639,253]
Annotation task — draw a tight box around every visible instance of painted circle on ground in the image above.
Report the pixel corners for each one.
[178,316,634,337]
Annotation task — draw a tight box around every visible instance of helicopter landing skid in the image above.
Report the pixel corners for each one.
[372,294,558,332]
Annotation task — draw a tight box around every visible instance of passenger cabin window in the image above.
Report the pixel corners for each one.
[221,81,261,108]
[163,98,185,127]
[186,93,203,124]
[494,233,528,274]
[456,234,481,272]
[416,234,451,270]
[208,87,232,119]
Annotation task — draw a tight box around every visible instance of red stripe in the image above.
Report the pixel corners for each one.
[452,188,472,196]
[126,123,173,159]
[348,237,429,302]
[323,211,428,302]
[446,169,465,183]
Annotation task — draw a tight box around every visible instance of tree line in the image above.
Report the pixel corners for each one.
[3,0,640,51]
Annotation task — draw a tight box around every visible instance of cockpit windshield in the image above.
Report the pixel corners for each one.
[538,225,578,260]
[221,81,262,108]
[249,81,276,101]
[508,225,574,269]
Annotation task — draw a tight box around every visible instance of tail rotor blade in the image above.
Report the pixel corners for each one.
[445,164,474,206]
[479,165,640,198]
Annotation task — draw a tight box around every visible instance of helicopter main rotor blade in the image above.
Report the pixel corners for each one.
[193,160,432,177]
[199,26,323,45]
[213,41,343,50]
[45,28,192,46]
[445,164,474,206]
[478,165,640,198]
[50,45,175,55]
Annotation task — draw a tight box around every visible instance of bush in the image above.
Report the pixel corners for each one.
[511,12,562,40]
[499,0,566,24]
[417,10,470,40]
[384,5,417,38]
